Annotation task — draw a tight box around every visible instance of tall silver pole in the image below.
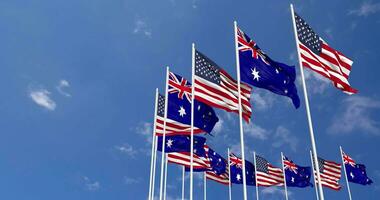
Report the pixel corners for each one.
[310,150,320,200]
[281,152,289,200]
[190,43,196,200]
[159,67,170,200]
[340,146,353,200]
[163,154,168,200]
[228,148,232,200]
[233,20,248,200]
[151,136,158,200]
[148,89,159,200]
[182,166,185,200]
[290,4,324,200]
[253,151,259,200]
[204,172,207,200]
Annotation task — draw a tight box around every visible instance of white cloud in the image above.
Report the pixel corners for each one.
[329,96,380,135]
[261,187,292,199]
[244,123,270,140]
[136,122,153,143]
[83,176,100,191]
[56,79,71,97]
[114,143,138,158]
[29,88,56,111]
[324,28,333,40]
[349,2,380,17]
[272,126,298,152]
[302,69,331,94]
[124,176,142,184]
[212,118,224,135]
[133,19,152,38]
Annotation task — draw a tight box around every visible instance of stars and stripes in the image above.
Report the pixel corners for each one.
[313,157,342,190]
[206,171,229,185]
[155,94,203,136]
[167,145,211,170]
[194,50,253,122]
[294,12,358,95]
[255,155,284,186]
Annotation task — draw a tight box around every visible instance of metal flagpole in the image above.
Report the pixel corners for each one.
[290,4,324,200]
[340,146,353,200]
[148,89,159,200]
[159,67,170,200]
[152,136,158,200]
[228,148,232,200]
[164,154,168,200]
[182,166,185,200]
[253,151,259,200]
[190,43,196,200]
[233,20,248,200]
[310,150,320,200]
[281,152,289,200]
[204,172,207,200]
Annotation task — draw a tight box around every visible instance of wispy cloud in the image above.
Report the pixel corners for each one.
[124,176,142,185]
[82,176,100,191]
[114,143,138,158]
[244,123,270,140]
[213,118,224,135]
[251,91,275,111]
[135,122,153,143]
[272,126,298,152]
[303,69,331,94]
[328,96,380,135]
[349,2,380,17]
[29,88,56,111]
[56,79,71,97]
[133,18,152,38]
[261,187,292,199]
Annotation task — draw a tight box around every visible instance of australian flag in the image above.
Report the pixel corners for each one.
[157,135,206,154]
[283,156,312,188]
[167,72,219,134]
[343,152,373,185]
[230,153,256,185]
[237,27,300,108]
[185,146,228,173]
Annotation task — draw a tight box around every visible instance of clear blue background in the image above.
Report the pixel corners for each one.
[0,0,379,199]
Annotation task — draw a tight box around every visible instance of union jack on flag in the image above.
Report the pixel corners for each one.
[284,157,298,174]
[168,72,192,102]
[237,28,270,65]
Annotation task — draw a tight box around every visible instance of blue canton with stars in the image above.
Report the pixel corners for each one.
[238,30,300,108]
[166,73,219,134]
[156,135,206,154]
[283,156,312,188]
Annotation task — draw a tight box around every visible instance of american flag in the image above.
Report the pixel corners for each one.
[167,145,211,170]
[294,12,357,94]
[194,50,252,122]
[155,93,203,136]
[313,157,342,190]
[206,171,229,185]
[255,155,284,186]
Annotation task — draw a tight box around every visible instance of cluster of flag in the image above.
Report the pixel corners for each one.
[147,4,371,200]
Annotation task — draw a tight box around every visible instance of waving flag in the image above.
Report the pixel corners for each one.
[342,151,373,185]
[155,72,219,136]
[205,148,229,185]
[293,12,357,94]
[313,156,342,190]
[194,50,253,122]
[229,153,255,185]
[255,155,284,186]
[156,135,206,153]
[167,145,210,170]
[206,171,229,185]
[237,27,300,108]
[283,156,312,188]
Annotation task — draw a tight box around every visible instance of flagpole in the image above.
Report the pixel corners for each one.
[281,152,289,200]
[290,4,324,200]
[204,172,207,200]
[164,154,168,200]
[228,148,232,200]
[190,43,196,200]
[159,66,170,200]
[340,146,353,200]
[148,89,159,200]
[253,151,259,200]
[152,136,158,200]
[182,166,185,200]
[310,150,320,200]
[234,20,248,200]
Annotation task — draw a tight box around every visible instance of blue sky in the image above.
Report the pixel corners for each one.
[0,0,380,199]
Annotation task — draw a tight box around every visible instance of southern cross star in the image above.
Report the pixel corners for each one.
[251,67,260,81]
[166,139,173,148]
[236,174,241,181]
[178,106,186,117]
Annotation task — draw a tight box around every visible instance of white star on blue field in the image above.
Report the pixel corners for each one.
[0,0,380,199]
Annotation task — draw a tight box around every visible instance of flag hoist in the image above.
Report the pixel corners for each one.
[290,4,325,200]
[148,89,159,200]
